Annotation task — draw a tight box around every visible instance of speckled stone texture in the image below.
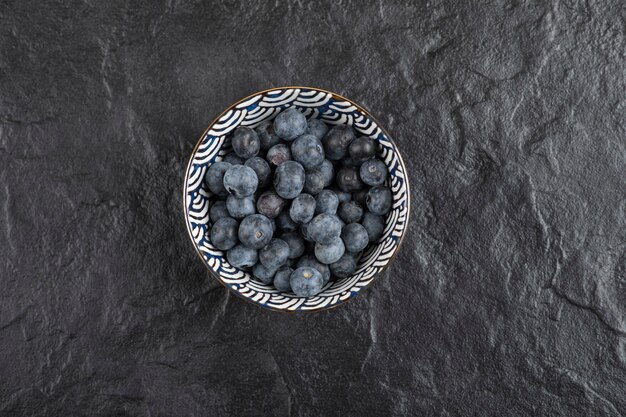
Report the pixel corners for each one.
[1,0,625,416]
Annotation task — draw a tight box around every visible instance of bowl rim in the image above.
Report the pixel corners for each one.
[183,86,411,313]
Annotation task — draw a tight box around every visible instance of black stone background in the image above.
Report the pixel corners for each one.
[1,0,625,416]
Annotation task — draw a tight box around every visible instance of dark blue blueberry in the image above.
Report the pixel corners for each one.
[366,186,392,215]
[209,217,239,250]
[244,157,271,188]
[273,266,293,292]
[266,144,292,167]
[274,161,305,199]
[338,200,363,223]
[223,153,244,165]
[226,244,258,269]
[322,125,356,160]
[232,126,260,159]
[255,120,281,151]
[314,237,345,264]
[256,191,285,219]
[303,169,325,195]
[349,136,377,162]
[297,255,331,285]
[329,253,357,278]
[291,134,325,169]
[205,161,232,197]
[305,118,328,140]
[209,201,230,222]
[341,223,369,253]
[360,159,388,186]
[276,210,298,231]
[315,190,339,214]
[290,267,324,297]
[259,238,290,269]
[289,194,316,224]
[333,188,352,203]
[280,232,305,259]
[226,195,256,219]
[361,212,385,242]
[318,159,335,187]
[252,262,277,284]
[336,166,364,192]
[274,107,307,140]
[341,156,361,168]
[238,214,274,249]
[308,213,342,244]
[223,165,258,197]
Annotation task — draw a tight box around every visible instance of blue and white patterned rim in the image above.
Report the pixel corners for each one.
[184,87,410,312]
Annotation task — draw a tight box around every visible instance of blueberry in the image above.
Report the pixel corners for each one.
[297,255,331,285]
[289,193,316,224]
[223,153,244,165]
[338,200,363,223]
[366,186,392,215]
[361,212,385,242]
[336,167,364,192]
[352,189,369,206]
[256,191,285,219]
[322,125,355,160]
[274,161,305,199]
[290,267,324,297]
[291,134,325,169]
[333,188,352,203]
[244,157,271,188]
[226,195,256,219]
[266,144,292,167]
[255,120,281,151]
[223,165,258,197]
[274,108,307,140]
[329,253,357,278]
[315,190,339,214]
[314,237,345,264]
[273,266,293,291]
[341,156,361,168]
[209,217,239,250]
[281,232,305,259]
[300,222,314,242]
[259,238,290,269]
[341,223,369,253]
[205,161,232,197]
[318,159,335,187]
[238,214,273,249]
[232,127,260,159]
[252,262,277,284]
[226,244,258,269]
[308,213,342,244]
[305,118,328,140]
[349,136,377,162]
[276,210,298,231]
[360,159,388,186]
[210,201,230,222]
[303,169,325,195]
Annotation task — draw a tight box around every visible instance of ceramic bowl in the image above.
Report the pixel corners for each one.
[183,87,410,312]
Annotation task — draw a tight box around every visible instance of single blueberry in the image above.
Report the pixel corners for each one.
[252,262,277,284]
[291,134,325,169]
[289,194,316,224]
[329,253,357,278]
[361,212,385,242]
[303,169,325,195]
[232,126,261,159]
[336,166,364,192]
[256,191,285,219]
[276,210,298,231]
[305,118,328,140]
[274,161,305,199]
[317,159,335,187]
[290,267,324,297]
[315,190,339,214]
[255,120,281,151]
[210,217,239,250]
[273,266,293,292]
[223,165,258,197]
[226,244,258,269]
[238,214,273,249]
[338,200,364,223]
[341,222,369,253]
[297,255,331,285]
[274,108,307,140]
[259,238,290,269]
[281,232,305,259]
[223,153,244,165]
[226,195,256,219]
[266,144,292,167]
[244,157,271,188]
[349,136,377,162]
[308,213,342,244]
[360,159,388,186]
[210,201,230,222]
[366,186,392,215]
[322,125,356,160]
[205,161,232,197]
[314,237,345,264]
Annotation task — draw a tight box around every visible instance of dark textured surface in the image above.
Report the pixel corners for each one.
[1,0,625,415]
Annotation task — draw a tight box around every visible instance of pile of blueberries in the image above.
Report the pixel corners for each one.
[204,108,391,297]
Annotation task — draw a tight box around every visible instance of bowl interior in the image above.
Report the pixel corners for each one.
[184,87,409,311]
